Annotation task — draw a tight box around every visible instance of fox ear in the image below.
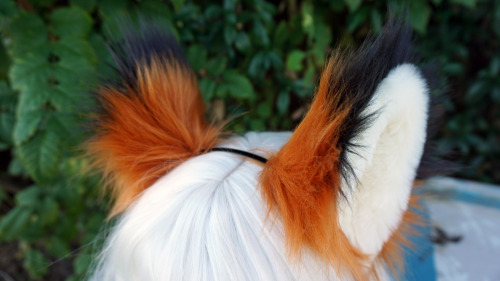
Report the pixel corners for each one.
[260,21,433,279]
[85,24,221,216]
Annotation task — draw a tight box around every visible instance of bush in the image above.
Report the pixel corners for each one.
[0,0,498,279]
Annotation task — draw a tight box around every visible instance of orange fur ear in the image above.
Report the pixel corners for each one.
[259,21,422,280]
[260,55,369,280]
[85,25,222,216]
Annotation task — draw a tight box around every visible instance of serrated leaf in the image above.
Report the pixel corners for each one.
[9,48,52,91]
[17,130,61,183]
[46,112,78,139]
[13,110,43,145]
[24,248,49,278]
[219,71,255,100]
[286,50,306,71]
[6,13,48,58]
[0,206,32,240]
[16,185,42,207]
[51,7,93,38]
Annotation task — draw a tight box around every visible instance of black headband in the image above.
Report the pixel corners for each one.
[208,147,268,164]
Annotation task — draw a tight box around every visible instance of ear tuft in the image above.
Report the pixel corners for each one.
[259,20,426,280]
[85,23,222,216]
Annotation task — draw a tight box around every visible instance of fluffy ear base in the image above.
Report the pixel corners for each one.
[259,21,427,280]
[85,24,222,216]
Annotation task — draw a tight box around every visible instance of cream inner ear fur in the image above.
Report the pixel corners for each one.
[338,63,429,257]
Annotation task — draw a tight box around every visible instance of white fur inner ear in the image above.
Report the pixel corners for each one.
[338,64,429,256]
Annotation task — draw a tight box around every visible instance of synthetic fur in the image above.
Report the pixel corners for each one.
[259,21,428,280]
[85,24,222,216]
[86,19,450,281]
[337,64,429,276]
[90,132,343,281]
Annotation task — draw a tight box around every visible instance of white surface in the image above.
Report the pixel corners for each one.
[424,177,500,281]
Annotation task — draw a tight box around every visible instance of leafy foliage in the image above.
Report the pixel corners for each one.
[0,0,498,279]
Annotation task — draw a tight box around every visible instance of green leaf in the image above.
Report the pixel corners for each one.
[9,48,52,91]
[47,236,71,258]
[6,13,48,58]
[31,0,57,6]
[206,57,227,76]
[171,0,186,11]
[219,71,255,100]
[24,248,49,278]
[344,0,362,12]
[137,0,173,19]
[0,0,17,18]
[16,185,43,207]
[347,6,370,32]
[46,112,78,140]
[286,50,306,71]
[249,118,266,131]
[256,102,272,118]
[224,25,237,45]
[410,2,431,34]
[0,206,32,240]
[248,52,270,79]
[17,130,61,183]
[70,0,97,11]
[450,0,476,8]
[51,7,93,38]
[371,10,383,33]
[74,253,92,275]
[0,188,5,205]
[38,197,59,226]
[234,32,251,53]
[274,21,288,47]
[277,91,290,114]
[253,20,269,46]
[13,110,43,145]
[187,45,207,71]
[301,2,314,39]
[98,0,129,18]
[199,78,216,101]
[0,83,16,147]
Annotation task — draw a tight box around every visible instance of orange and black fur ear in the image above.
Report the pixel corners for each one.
[85,24,222,216]
[259,20,439,280]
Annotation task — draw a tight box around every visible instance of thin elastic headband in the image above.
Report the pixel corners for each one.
[208,147,268,164]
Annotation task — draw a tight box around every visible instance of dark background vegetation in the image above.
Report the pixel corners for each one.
[0,0,498,280]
